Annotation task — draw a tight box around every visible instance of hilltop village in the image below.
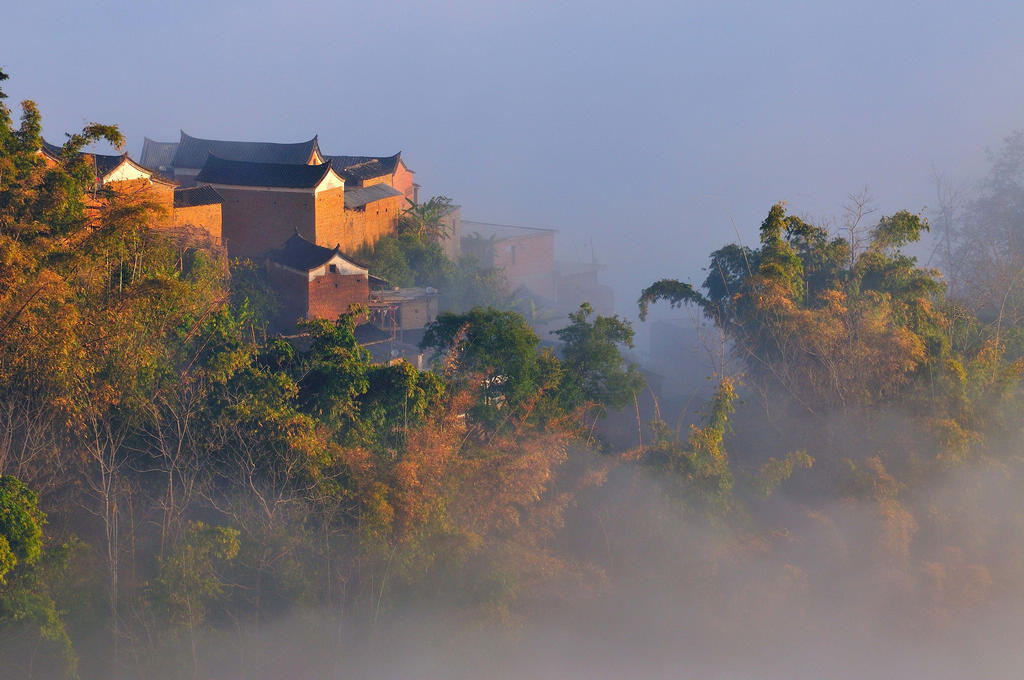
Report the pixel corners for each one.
[43,131,613,355]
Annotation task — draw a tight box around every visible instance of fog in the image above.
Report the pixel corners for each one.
[6,1,1024,317]
[6,3,1024,678]
[128,437,1024,680]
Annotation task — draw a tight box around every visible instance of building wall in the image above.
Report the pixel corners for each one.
[463,231,555,294]
[397,296,438,331]
[393,162,415,203]
[267,265,368,327]
[313,186,347,247]
[217,187,316,258]
[556,276,615,317]
[106,179,176,227]
[173,203,223,240]
[307,270,370,321]
[172,168,199,187]
[320,195,403,254]
[360,174,390,188]
[439,206,461,260]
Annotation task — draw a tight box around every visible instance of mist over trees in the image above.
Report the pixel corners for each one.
[4,69,1024,680]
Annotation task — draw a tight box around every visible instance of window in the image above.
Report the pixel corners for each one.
[329,264,337,273]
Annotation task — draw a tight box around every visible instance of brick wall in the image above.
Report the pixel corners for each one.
[463,232,555,289]
[313,186,347,247]
[173,203,222,240]
[393,162,415,203]
[319,195,403,254]
[307,270,369,321]
[268,263,371,328]
[213,185,401,260]
[106,180,176,227]
[360,175,389,187]
[217,187,316,259]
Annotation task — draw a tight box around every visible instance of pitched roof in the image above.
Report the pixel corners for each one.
[93,153,127,177]
[195,156,337,189]
[40,139,63,160]
[174,185,223,208]
[140,138,179,169]
[172,131,321,169]
[344,183,403,209]
[327,152,402,183]
[42,139,173,185]
[269,231,366,272]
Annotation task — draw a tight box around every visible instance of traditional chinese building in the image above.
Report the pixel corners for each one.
[325,152,416,204]
[172,185,223,242]
[141,131,324,186]
[42,139,176,225]
[461,220,557,299]
[194,156,348,258]
[266,231,370,327]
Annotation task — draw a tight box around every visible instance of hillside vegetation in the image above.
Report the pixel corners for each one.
[3,71,1024,680]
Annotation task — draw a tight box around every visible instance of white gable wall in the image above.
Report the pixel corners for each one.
[103,162,152,184]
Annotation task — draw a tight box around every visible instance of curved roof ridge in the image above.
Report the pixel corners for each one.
[174,131,322,169]
[196,155,335,189]
[271,231,368,272]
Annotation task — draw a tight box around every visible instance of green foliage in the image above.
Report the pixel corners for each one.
[0,476,45,582]
[397,195,455,240]
[9,66,1024,679]
[356,360,445,449]
[871,209,929,252]
[360,230,450,289]
[0,540,80,679]
[553,303,646,414]
[356,197,508,312]
[228,258,281,328]
[149,522,241,628]
[293,315,372,428]
[638,202,999,418]
[751,450,815,497]
[636,378,739,517]
[421,307,558,424]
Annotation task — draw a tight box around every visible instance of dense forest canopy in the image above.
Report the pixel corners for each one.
[3,69,1024,679]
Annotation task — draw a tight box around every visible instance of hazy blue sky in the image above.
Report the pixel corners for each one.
[5,0,1024,321]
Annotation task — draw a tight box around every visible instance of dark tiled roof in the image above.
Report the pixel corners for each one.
[196,156,335,189]
[140,138,179,169]
[40,139,63,159]
[93,153,126,177]
[344,183,403,209]
[172,131,321,169]
[327,152,402,183]
[269,232,366,272]
[174,185,223,208]
[42,138,168,183]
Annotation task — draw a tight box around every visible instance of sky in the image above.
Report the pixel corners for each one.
[5,0,1024,323]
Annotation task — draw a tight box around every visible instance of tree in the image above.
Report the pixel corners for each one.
[552,303,645,416]
[638,203,954,411]
[397,195,455,241]
[149,522,240,678]
[0,476,44,582]
[421,307,560,424]
[0,478,77,678]
[940,131,1024,351]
